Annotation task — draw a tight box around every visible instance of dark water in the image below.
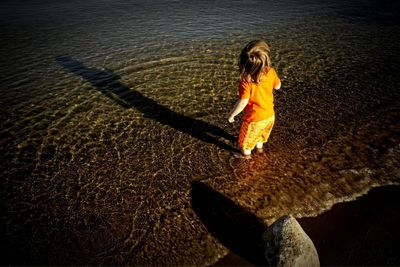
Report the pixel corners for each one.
[298,185,400,266]
[1,0,400,265]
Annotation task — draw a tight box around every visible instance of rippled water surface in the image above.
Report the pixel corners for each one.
[1,0,400,265]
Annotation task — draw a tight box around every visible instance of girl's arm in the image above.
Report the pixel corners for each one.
[227,98,249,123]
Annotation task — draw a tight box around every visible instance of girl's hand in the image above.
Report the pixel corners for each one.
[227,98,248,123]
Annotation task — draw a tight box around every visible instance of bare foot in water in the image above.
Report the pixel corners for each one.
[233,151,252,159]
[255,142,264,153]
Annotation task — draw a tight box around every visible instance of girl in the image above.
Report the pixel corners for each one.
[227,40,281,156]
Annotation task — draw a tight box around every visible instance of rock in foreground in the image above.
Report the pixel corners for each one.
[263,215,320,267]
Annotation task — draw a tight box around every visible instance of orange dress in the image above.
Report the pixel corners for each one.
[238,68,280,150]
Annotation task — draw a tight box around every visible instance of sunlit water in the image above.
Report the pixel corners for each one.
[1,0,400,265]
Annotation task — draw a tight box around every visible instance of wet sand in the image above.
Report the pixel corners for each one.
[215,185,400,266]
[299,185,400,266]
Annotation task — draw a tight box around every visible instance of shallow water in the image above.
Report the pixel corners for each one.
[1,0,400,265]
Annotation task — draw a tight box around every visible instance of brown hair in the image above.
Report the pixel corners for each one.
[238,40,272,83]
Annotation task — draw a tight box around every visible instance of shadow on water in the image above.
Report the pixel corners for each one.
[191,181,267,265]
[55,55,236,151]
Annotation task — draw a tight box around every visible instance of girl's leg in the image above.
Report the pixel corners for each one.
[260,116,275,145]
[238,121,256,156]
[238,120,253,155]
[256,142,263,149]
[242,149,252,155]
[239,120,268,155]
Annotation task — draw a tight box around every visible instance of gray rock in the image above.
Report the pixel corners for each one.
[263,215,320,267]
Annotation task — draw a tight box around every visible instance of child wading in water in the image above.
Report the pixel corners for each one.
[227,40,281,156]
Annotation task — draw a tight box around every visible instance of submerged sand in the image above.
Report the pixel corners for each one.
[1,0,400,265]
